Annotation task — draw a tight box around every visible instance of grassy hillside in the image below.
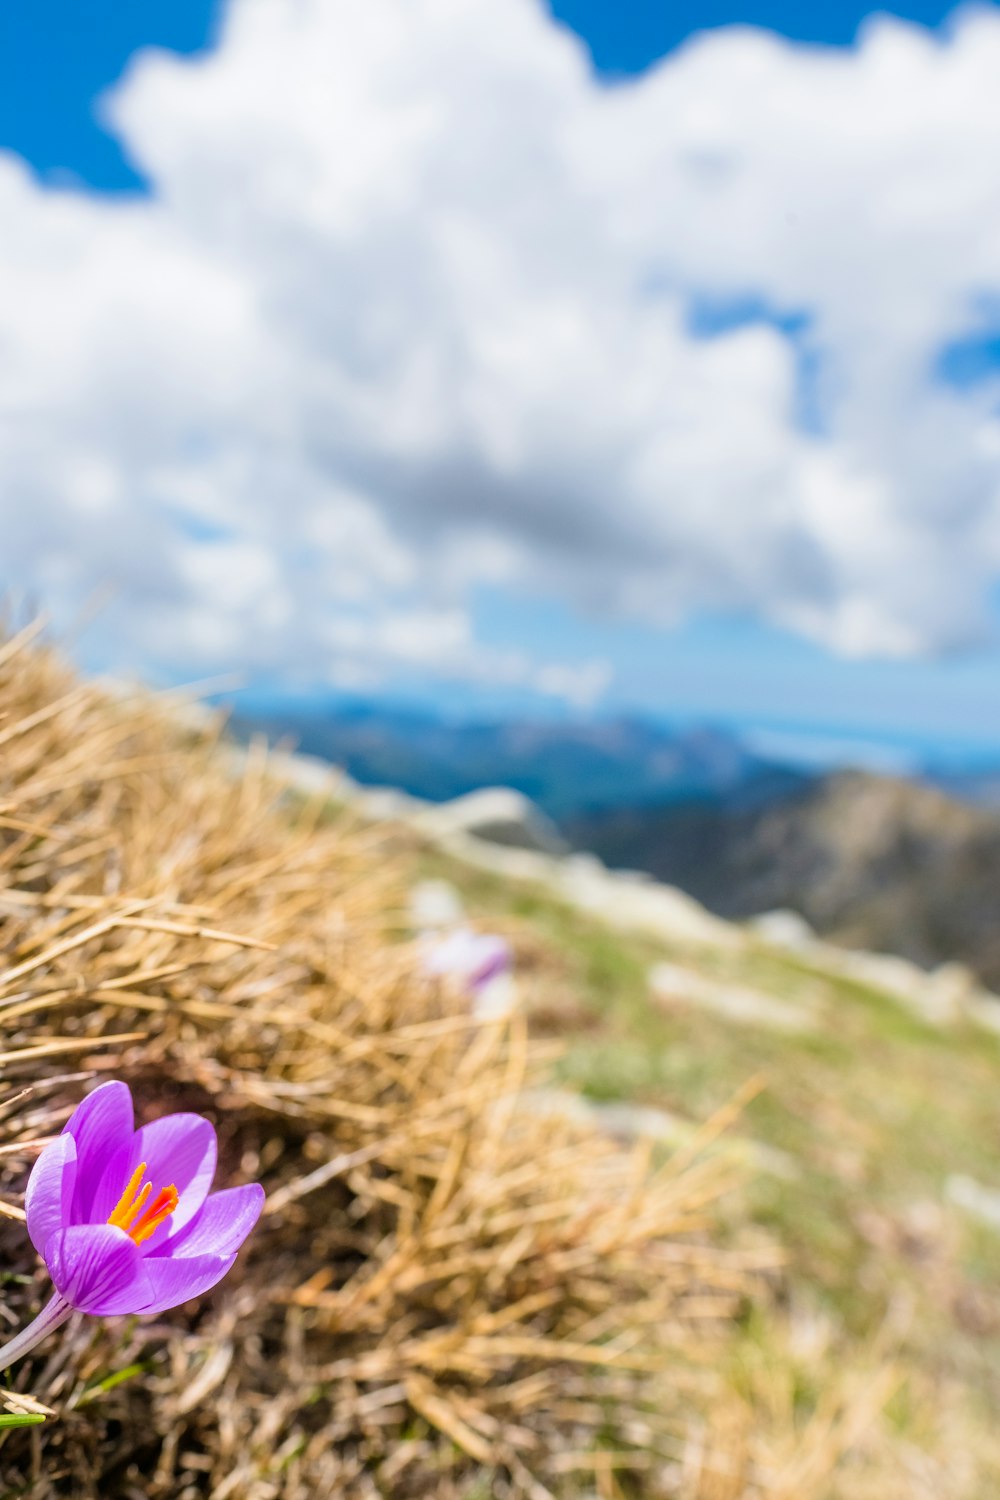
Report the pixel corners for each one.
[568,769,1000,988]
[1,629,997,1496]
[415,844,1000,1498]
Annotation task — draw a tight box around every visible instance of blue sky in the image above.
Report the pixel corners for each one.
[550,0,964,67]
[0,2,216,192]
[3,0,1000,769]
[0,0,976,189]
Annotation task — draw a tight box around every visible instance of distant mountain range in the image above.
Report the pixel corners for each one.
[231,702,810,820]
[569,770,1000,989]
[232,700,1000,987]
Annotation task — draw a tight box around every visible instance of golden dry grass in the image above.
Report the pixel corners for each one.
[0,625,881,1498]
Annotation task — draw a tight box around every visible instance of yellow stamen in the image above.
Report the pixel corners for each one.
[122,1181,153,1228]
[107,1161,148,1230]
[107,1163,179,1243]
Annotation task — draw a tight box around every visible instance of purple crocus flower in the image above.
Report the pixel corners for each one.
[422,928,516,1020]
[423,928,512,990]
[0,1081,264,1373]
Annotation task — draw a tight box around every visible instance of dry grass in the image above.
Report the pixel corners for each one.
[0,626,876,1498]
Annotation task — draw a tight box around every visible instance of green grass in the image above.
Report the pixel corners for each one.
[416,847,1000,1486]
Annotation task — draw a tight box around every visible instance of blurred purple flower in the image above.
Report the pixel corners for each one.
[423,927,511,990]
[0,1081,263,1373]
[422,928,516,1020]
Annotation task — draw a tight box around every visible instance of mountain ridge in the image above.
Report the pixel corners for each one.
[569,767,1000,988]
[231,703,811,818]
[233,701,1000,986]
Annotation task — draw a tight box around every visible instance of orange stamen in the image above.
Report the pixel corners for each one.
[130,1184,179,1245]
[107,1163,179,1243]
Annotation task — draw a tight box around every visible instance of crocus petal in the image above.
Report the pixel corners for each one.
[424,929,512,991]
[88,1140,144,1225]
[469,938,512,989]
[150,1183,265,1260]
[134,1112,218,1248]
[63,1081,133,1221]
[134,1252,236,1315]
[25,1133,77,1255]
[44,1224,151,1315]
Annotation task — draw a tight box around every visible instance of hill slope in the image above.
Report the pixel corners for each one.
[5,638,1000,1496]
[414,829,1000,1500]
[568,769,1000,987]
[0,635,759,1500]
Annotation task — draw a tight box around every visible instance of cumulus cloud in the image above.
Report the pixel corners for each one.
[3,0,1000,700]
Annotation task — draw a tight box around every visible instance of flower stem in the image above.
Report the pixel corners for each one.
[0,1294,73,1375]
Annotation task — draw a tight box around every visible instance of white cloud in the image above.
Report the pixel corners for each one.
[2,0,1000,701]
